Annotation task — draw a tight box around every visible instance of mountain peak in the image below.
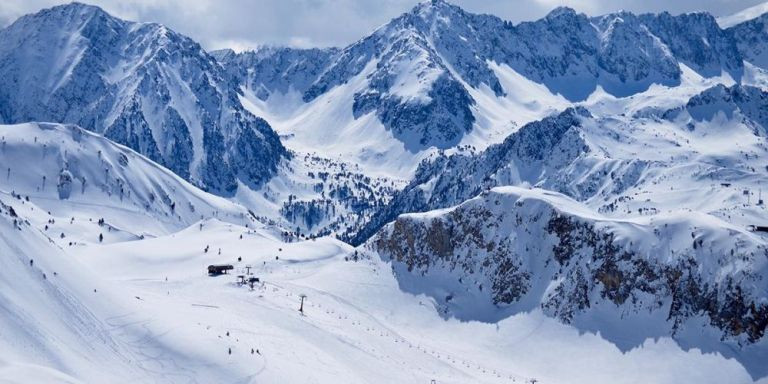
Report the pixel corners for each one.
[51,1,102,12]
[8,1,125,38]
[409,0,464,21]
[38,1,109,20]
[546,6,578,20]
[416,0,450,9]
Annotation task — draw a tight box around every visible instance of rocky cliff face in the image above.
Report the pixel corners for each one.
[213,47,339,101]
[663,84,768,132]
[637,11,743,78]
[0,2,287,195]
[305,1,479,150]
[370,187,768,346]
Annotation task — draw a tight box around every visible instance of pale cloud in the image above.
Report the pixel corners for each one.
[0,0,766,51]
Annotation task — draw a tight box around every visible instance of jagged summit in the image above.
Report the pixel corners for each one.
[409,0,465,19]
[32,1,105,17]
[545,6,580,20]
[214,46,340,102]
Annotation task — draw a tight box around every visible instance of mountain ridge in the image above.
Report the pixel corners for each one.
[216,0,761,160]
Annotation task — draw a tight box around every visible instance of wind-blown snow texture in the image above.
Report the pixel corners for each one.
[0,2,287,195]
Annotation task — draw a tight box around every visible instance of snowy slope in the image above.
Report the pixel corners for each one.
[369,186,768,378]
[61,218,763,384]
[0,193,266,383]
[350,80,768,378]
[719,1,768,28]
[0,122,255,244]
[0,3,287,195]
[0,188,761,383]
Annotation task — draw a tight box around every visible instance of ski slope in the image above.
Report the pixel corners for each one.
[0,192,255,383]
[63,219,763,384]
[0,123,764,383]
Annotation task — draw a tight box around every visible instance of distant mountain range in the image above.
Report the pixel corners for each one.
[217,0,768,152]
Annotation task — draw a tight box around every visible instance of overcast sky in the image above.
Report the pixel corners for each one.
[1,0,766,51]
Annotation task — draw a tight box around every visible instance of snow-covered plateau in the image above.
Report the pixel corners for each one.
[2,0,768,383]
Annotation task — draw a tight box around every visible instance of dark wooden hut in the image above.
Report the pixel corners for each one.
[207,264,234,275]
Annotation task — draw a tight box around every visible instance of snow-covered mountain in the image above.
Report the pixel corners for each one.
[5,197,751,384]
[728,10,768,70]
[218,0,750,159]
[3,1,768,382]
[355,82,768,243]
[369,186,768,376]
[664,84,768,130]
[0,122,256,243]
[0,2,287,195]
[351,107,590,243]
[345,80,768,376]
